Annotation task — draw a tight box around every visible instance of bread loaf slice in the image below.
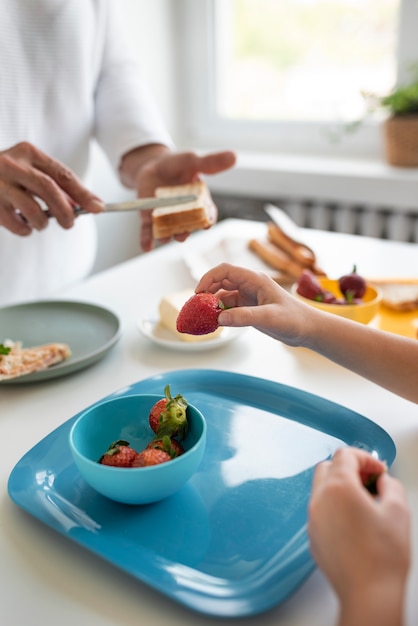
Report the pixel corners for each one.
[152,181,214,239]
[369,278,418,311]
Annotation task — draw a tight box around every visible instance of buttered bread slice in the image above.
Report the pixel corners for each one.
[152,181,214,240]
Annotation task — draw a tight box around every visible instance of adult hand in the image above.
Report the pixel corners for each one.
[0,142,104,235]
[308,447,410,626]
[123,148,236,251]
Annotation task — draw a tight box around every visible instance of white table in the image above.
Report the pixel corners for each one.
[1,219,418,626]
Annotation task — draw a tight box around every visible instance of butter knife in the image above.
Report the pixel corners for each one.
[264,203,302,240]
[45,194,198,217]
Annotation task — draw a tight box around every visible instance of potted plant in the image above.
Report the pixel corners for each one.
[376,79,418,167]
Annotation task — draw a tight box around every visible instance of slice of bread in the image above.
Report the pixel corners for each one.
[369,278,418,311]
[152,181,214,239]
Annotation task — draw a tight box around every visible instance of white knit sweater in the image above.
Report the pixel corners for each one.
[0,0,172,305]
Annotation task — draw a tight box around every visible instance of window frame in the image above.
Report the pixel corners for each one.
[176,0,418,159]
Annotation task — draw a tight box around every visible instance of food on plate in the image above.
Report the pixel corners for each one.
[248,238,307,281]
[267,221,316,267]
[338,265,367,302]
[98,386,189,469]
[0,339,71,381]
[368,278,418,312]
[176,292,225,336]
[148,384,188,440]
[248,223,326,284]
[159,288,224,342]
[152,181,214,239]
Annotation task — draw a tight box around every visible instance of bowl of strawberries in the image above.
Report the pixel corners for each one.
[292,266,382,324]
[69,385,206,504]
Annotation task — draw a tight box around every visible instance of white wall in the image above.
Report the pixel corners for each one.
[88,0,178,274]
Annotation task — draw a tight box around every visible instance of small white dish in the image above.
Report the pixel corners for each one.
[137,318,243,352]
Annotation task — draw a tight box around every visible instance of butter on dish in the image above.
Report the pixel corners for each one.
[158,289,223,342]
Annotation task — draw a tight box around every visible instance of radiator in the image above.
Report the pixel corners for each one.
[214,194,418,244]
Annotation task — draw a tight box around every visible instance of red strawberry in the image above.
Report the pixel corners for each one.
[338,265,366,302]
[149,397,168,434]
[132,448,171,467]
[147,435,185,459]
[176,292,225,335]
[99,440,138,467]
[296,270,328,302]
[148,384,188,441]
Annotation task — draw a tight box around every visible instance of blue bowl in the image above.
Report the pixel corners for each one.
[69,394,206,505]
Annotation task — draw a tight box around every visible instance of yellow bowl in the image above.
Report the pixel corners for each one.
[292,278,382,324]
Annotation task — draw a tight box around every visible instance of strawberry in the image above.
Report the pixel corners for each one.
[132,448,171,467]
[149,397,168,434]
[147,435,185,459]
[148,384,188,441]
[99,440,138,467]
[338,265,366,302]
[176,292,225,335]
[296,270,328,302]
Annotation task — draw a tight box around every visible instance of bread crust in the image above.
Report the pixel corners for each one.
[152,181,214,239]
[369,278,418,311]
[267,221,316,267]
[248,238,307,280]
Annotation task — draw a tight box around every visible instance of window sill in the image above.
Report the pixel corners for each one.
[205,151,418,211]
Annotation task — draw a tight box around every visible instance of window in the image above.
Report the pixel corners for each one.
[177,0,418,159]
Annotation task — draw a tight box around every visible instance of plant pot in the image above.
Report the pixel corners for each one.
[383,115,418,167]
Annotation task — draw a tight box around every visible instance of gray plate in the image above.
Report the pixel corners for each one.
[0,300,121,384]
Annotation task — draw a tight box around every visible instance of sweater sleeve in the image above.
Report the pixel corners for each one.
[93,1,174,171]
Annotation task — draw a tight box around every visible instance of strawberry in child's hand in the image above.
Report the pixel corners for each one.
[99,440,138,467]
[176,292,225,335]
[147,435,185,458]
[132,448,171,467]
[149,384,188,440]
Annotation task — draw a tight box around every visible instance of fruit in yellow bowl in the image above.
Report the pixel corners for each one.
[292,270,382,324]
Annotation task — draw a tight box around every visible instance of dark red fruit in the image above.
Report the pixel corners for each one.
[338,265,366,302]
[176,292,224,335]
[296,270,328,302]
[322,290,338,304]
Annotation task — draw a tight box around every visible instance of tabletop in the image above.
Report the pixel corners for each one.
[1,218,418,626]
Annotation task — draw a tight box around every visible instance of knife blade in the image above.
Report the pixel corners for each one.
[264,203,302,240]
[264,203,318,268]
[44,194,198,217]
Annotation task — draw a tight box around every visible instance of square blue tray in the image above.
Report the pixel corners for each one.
[8,369,395,617]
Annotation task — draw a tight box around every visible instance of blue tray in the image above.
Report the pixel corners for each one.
[8,369,396,617]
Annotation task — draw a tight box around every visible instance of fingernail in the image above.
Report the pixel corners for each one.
[88,199,105,212]
[218,311,230,325]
